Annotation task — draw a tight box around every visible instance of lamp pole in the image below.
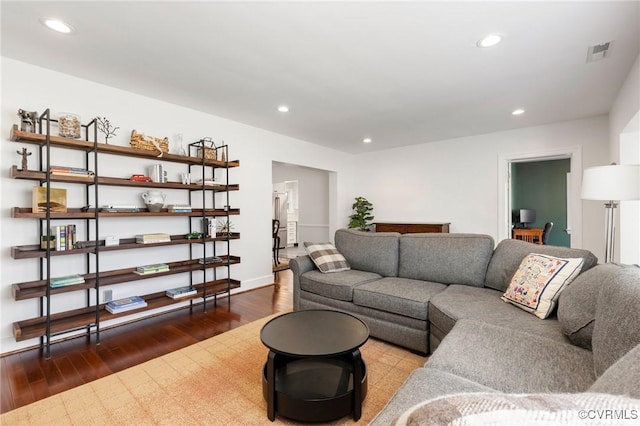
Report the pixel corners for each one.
[604,200,618,264]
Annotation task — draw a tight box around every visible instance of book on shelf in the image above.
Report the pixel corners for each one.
[166,286,197,299]
[199,256,223,264]
[194,178,222,186]
[105,296,147,314]
[50,274,85,288]
[32,187,67,213]
[100,205,140,213]
[67,224,76,249]
[135,233,171,244]
[49,166,94,177]
[134,263,169,275]
[49,225,76,251]
[167,204,192,213]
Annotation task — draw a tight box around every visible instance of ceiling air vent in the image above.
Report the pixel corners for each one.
[586,41,613,63]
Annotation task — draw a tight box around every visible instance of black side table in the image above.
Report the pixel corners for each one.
[260,309,370,422]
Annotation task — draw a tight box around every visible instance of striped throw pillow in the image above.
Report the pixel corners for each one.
[304,242,351,273]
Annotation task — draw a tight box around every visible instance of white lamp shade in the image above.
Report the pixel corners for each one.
[581,164,640,201]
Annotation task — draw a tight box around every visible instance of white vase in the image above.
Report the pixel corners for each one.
[141,190,166,212]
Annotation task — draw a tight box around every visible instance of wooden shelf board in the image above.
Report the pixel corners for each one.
[12,257,241,301]
[13,278,241,341]
[10,166,240,192]
[11,233,240,259]
[11,207,240,219]
[10,125,239,168]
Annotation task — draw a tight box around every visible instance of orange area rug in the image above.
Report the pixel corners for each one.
[1,314,426,425]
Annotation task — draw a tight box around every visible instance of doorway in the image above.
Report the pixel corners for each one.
[272,161,331,259]
[511,159,570,247]
[498,146,583,248]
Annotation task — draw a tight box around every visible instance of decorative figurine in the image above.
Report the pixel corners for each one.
[96,116,119,144]
[18,109,38,133]
[17,147,32,170]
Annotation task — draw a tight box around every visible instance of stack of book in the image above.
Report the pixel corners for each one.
[106,296,147,314]
[199,256,223,264]
[49,166,94,178]
[50,274,85,288]
[134,263,169,275]
[167,204,192,213]
[165,286,197,299]
[194,178,222,186]
[101,205,140,213]
[136,233,171,244]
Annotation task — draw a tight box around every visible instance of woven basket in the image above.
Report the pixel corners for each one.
[130,130,169,153]
[197,147,217,160]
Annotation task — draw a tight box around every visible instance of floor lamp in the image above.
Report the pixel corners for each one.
[581,164,640,263]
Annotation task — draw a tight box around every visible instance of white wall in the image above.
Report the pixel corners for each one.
[272,162,330,244]
[0,58,356,353]
[354,116,609,258]
[609,53,640,265]
[609,54,639,162]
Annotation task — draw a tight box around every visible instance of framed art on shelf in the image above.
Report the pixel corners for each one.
[32,187,67,213]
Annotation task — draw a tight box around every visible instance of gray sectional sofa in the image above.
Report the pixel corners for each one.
[290,229,640,424]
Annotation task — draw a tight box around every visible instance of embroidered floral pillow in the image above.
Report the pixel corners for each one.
[501,253,584,319]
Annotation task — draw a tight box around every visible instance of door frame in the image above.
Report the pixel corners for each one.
[498,146,583,247]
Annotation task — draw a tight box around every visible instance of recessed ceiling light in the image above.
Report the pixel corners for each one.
[363,138,372,143]
[512,109,525,116]
[40,17,75,34]
[277,105,289,113]
[477,34,502,48]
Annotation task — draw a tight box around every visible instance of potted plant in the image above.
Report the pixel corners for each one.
[348,196,374,231]
[40,235,56,250]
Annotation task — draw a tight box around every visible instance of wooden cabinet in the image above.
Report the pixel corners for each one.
[8,112,240,356]
[374,222,450,234]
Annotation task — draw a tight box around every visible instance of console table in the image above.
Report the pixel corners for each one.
[374,222,450,234]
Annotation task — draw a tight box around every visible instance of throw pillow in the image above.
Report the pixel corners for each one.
[501,253,584,319]
[304,242,351,273]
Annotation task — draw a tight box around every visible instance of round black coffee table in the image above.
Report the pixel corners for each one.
[260,309,369,422]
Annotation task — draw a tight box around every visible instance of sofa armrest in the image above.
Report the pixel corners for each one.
[290,255,316,310]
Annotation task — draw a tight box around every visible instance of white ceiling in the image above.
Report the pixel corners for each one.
[2,1,639,154]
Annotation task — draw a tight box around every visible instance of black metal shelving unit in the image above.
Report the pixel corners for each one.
[35,109,100,358]
[8,121,240,358]
[187,138,235,310]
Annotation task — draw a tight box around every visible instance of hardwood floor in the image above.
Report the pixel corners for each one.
[1,270,293,414]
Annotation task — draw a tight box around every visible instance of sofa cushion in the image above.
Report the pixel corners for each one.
[558,264,619,350]
[335,229,400,277]
[393,392,640,426]
[368,368,496,426]
[299,269,381,302]
[303,242,350,273]
[429,285,567,343]
[501,253,584,319]
[590,344,640,399]
[398,234,494,287]
[426,319,595,393]
[353,277,446,321]
[592,265,640,377]
[484,239,598,292]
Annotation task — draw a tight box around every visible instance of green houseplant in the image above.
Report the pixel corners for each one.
[348,196,374,231]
